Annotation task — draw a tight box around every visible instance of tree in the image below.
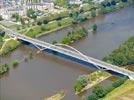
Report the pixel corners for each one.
[92,24,97,31]
[0,31,5,37]
[112,77,128,88]
[27,8,37,19]
[37,21,42,26]
[11,13,20,21]
[0,64,9,75]
[0,36,3,42]
[88,94,98,100]
[74,81,83,92]
[91,10,96,17]
[43,20,48,24]
[20,18,25,25]
[0,15,3,21]
[12,60,19,68]
[122,0,128,2]
[53,0,69,8]
[111,0,116,5]
[92,85,106,98]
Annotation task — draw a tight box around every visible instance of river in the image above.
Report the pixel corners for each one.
[0,5,134,100]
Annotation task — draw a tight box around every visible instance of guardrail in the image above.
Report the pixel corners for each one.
[3,26,134,80]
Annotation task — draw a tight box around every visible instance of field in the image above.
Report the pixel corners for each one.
[101,80,134,100]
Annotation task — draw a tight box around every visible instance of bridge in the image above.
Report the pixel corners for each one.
[1,25,134,80]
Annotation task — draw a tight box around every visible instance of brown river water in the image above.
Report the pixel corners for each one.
[0,6,134,100]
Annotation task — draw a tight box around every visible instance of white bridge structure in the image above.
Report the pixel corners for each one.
[1,25,134,80]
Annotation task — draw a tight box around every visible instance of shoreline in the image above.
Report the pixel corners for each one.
[36,24,72,38]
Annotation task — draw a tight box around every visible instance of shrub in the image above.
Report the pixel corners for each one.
[0,39,20,55]
[25,26,42,38]
[12,60,19,68]
[0,64,9,75]
[37,21,42,26]
[61,27,88,44]
[92,85,106,98]
[88,76,128,100]
[103,36,134,66]
[88,94,98,100]
[92,24,97,31]
[43,20,48,24]
[112,77,128,88]
[91,10,96,17]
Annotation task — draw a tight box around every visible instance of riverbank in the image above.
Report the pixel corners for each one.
[0,38,20,56]
[0,64,9,77]
[74,70,112,95]
[0,0,132,56]
[60,26,88,45]
[25,0,133,38]
[88,77,128,100]
[103,36,134,67]
[1,5,134,100]
[100,80,134,100]
[36,24,71,38]
[44,90,65,100]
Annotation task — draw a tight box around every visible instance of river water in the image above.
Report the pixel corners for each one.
[39,5,134,59]
[0,6,134,100]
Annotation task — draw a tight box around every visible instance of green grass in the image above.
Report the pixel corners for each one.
[103,36,134,66]
[74,70,112,94]
[58,17,73,26]
[25,17,73,38]
[25,26,42,38]
[100,80,134,100]
[0,64,9,76]
[0,39,20,55]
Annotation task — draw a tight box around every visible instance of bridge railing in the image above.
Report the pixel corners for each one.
[87,56,134,77]
[5,29,90,61]
[4,27,134,79]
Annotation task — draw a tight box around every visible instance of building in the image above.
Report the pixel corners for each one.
[69,0,82,5]
[0,0,54,20]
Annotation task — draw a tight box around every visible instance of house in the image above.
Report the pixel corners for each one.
[69,0,82,5]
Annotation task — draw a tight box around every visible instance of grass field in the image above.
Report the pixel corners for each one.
[101,80,134,100]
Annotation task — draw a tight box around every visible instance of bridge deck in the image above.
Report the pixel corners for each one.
[2,26,134,80]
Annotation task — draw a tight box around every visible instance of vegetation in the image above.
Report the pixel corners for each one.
[0,31,4,48]
[0,39,20,56]
[24,0,132,38]
[74,76,88,93]
[0,15,3,21]
[36,11,70,23]
[61,27,88,45]
[92,24,97,31]
[0,64,9,76]
[91,9,96,17]
[29,52,33,59]
[25,17,72,38]
[99,0,132,14]
[103,36,134,66]
[101,80,134,100]
[11,13,20,22]
[74,70,112,94]
[53,0,69,8]
[88,76,128,100]
[12,60,19,68]
[27,8,37,19]
[45,90,65,100]
[0,36,3,47]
